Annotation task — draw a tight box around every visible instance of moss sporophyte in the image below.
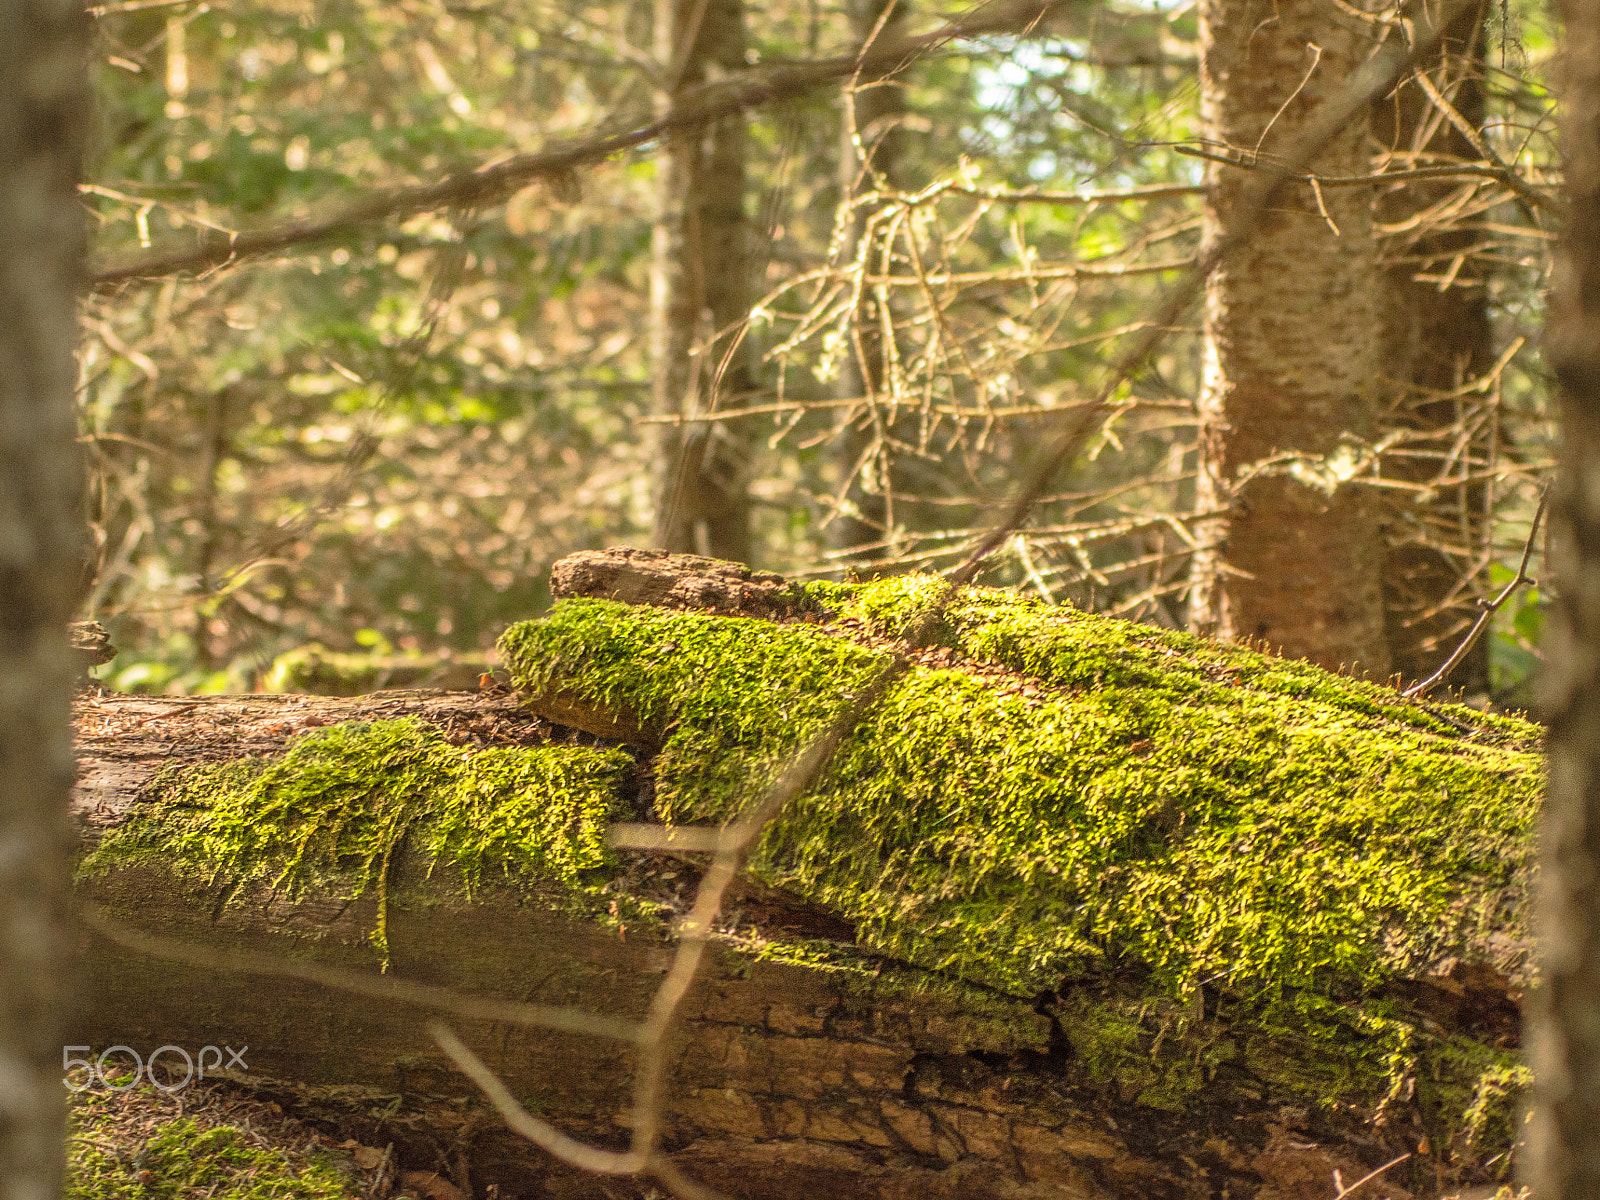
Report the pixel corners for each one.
[499,573,1540,1133]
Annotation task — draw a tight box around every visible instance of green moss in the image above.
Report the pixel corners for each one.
[833,572,1539,747]
[1458,1061,1534,1163]
[83,718,641,963]
[501,583,1540,1000]
[68,1112,356,1199]
[262,644,486,695]
[499,579,1542,1136]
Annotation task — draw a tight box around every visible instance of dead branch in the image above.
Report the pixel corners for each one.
[87,0,1080,290]
[1331,1153,1411,1198]
[1404,489,1547,699]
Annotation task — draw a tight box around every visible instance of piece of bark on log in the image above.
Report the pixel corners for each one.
[73,542,1535,1199]
[551,546,819,620]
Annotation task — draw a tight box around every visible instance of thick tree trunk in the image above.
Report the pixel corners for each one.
[1373,0,1496,691]
[0,0,89,1195]
[1525,0,1600,1189]
[75,554,1543,1199]
[1188,0,1391,677]
[650,0,755,563]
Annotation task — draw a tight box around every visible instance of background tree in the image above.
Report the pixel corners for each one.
[1374,0,1501,689]
[71,0,1558,700]
[1187,0,1390,674]
[650,0,757,561]
[0,0,90,1190]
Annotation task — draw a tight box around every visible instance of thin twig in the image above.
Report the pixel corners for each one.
[1174,143,1557,201]
[1332,1152,1411,1197]
[1403,489,1547,698]
[431,1024,648,1176]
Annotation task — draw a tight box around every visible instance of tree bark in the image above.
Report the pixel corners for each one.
[1373,0,1496,691]
[1188,0,1391,677]
[650,0,756,564]
[0,0,89,1195]
[1525,0,1600,1188]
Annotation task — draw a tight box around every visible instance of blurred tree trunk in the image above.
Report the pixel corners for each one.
[1187,0,1390,676]
[829,0,910,560]
[1526,0,1600,1189]
[1373,0,1495,691]
[0,0,90,1192]
[650,0,755,563]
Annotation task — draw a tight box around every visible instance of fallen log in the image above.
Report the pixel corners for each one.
[72,552,1543,1200]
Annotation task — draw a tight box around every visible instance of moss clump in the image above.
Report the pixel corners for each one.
[836,573,1539,746]
[68,1112,356,1200]
[262,644,486,695]
[84,718,639,962]
[501,583,1540,1000]
[499,579,1541,1133]
[1457,1061,1535,1165]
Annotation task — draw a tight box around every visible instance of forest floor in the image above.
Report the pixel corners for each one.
[66,1076,469,1200]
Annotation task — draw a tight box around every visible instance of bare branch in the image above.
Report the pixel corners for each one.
[1403,489,1546,699]
[87,0,1083,289]
[430,1024,651,1176]
[1174,143,1558,206]
[1331,1153,1411,1198]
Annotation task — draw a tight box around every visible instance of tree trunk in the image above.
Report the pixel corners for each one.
[1188,0,1391,677]
[829,0,912,561]
[0,0,89,1194]
[76,553,1544,1199]
[650,0,755,564]
[1373,0,1496,691]
[1525,0,1600,1188]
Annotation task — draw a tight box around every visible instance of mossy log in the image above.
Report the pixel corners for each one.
[71,553,1544,1200]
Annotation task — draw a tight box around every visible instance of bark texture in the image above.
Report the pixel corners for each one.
[650,0,756,563]
[551,545,817,618]
[1189,0,1390,676]
[1373,0,1495,690]
[0,0,89,1195]
[1526,0,1600,1190]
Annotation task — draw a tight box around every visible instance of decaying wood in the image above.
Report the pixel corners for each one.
[71,620,115,675]
[72,737,1425,1200]
[71,555,1525,1199]
[551,546,819,620]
